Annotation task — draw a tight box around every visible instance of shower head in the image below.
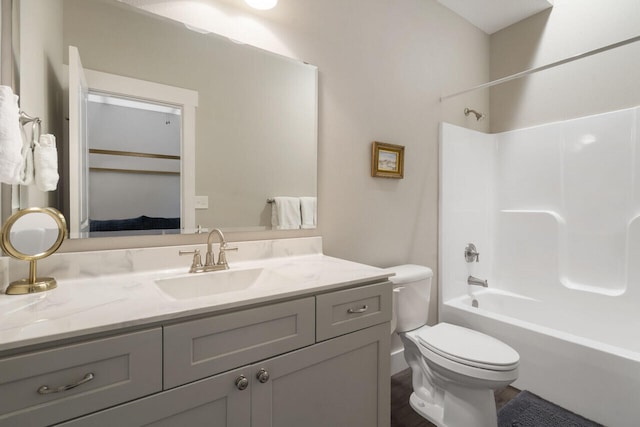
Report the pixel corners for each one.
[464,107,485,121]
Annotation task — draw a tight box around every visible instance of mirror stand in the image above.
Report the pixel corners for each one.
[5,259,58,295]
[1,207,67,295]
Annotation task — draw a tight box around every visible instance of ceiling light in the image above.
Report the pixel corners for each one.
[245,0,278,10]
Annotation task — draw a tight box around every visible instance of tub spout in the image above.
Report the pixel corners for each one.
[468,275,488,287]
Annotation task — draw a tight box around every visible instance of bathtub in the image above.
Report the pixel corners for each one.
[440,288,640,426]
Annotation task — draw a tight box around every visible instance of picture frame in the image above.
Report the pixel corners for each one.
[371,141,404,179]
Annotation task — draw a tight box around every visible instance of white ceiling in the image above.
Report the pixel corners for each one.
[436,0,554,34]
[128,0,554,38]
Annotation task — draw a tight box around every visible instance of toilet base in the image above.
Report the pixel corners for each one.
[409,385,498,427]
[409,392,443,425]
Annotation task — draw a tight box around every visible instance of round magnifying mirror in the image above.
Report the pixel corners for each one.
[1,207,67,295]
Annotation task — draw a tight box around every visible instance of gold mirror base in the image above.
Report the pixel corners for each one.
[5,278,57,295]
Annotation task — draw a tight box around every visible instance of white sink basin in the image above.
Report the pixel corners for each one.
[154,267,295,300]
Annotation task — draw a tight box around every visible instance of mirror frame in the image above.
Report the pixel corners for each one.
[0,0,321,254]
[1,206,67,260]
[3,0,319,239]
[0,0,15,228]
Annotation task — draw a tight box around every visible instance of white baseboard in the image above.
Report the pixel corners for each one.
[391,348,408,376]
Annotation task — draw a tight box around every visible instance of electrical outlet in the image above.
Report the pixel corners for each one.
[195,196,209,209]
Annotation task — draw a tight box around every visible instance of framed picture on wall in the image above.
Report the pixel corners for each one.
[371,141,404,179]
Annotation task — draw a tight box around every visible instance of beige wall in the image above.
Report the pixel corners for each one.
[13,0,640,318]
[215,0,491,325]
[18,0,64,208]
[17,0,490,326]
[490,0,640,132]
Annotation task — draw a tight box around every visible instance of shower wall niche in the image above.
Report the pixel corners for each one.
[440,106,640,301]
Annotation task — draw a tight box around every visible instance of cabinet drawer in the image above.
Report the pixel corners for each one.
[164,297,315,388]
[316,281,392,341]
[0,328,162,427]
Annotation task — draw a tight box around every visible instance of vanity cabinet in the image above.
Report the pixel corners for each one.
[58,323,389,427]
[1,281,391,427]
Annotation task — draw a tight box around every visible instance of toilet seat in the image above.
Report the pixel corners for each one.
[416,323,519,371]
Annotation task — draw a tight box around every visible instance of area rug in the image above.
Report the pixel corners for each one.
[497,390,603,427]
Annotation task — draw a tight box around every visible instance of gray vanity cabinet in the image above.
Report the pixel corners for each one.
[3,280,392,427]
[60,323,389,427]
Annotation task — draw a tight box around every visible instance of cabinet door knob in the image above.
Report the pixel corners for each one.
[235,375,249,390]
[256,368,270,383]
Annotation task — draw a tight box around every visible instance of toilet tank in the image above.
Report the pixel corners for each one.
[386,265,433,333]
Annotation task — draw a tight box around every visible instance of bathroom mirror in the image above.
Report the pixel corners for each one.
[13,0,318,238]
[1,207,67,294]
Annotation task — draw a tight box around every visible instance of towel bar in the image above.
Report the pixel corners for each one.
[19,110,41,146]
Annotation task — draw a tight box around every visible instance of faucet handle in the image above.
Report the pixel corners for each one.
[464,243,480,263]
[179,249,203,271]
[217,244,238,267]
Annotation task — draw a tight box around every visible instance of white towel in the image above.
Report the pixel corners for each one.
[34,134,59,191]
[271,196,301,230]
[0,86,24,185]
[300,196,317,229]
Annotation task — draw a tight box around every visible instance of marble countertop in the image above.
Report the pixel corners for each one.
[0,238,391,354]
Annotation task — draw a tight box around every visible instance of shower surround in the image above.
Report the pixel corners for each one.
[438,106,640,426]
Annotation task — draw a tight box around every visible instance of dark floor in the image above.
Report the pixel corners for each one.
[391,368,520,427]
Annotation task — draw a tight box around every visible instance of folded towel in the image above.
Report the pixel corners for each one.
[300,196,317,229]
[0,86,24,185]
[34,134,59,191]
[271,196,301,230]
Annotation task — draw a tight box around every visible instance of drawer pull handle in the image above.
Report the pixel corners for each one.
[347,305,368,314]
[37,373,95,395]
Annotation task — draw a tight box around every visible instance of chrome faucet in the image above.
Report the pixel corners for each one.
[179,228,238,273]
[467,276,488,287]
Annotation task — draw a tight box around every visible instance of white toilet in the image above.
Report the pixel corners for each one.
[387,265,519,427]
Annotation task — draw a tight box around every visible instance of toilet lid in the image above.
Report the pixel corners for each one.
[417,323,519,371]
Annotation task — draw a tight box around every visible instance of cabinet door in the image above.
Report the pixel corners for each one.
[57,367,251,427]
[251,323,390,427]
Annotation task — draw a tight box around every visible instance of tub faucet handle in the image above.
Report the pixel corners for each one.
[465,243,480,263]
